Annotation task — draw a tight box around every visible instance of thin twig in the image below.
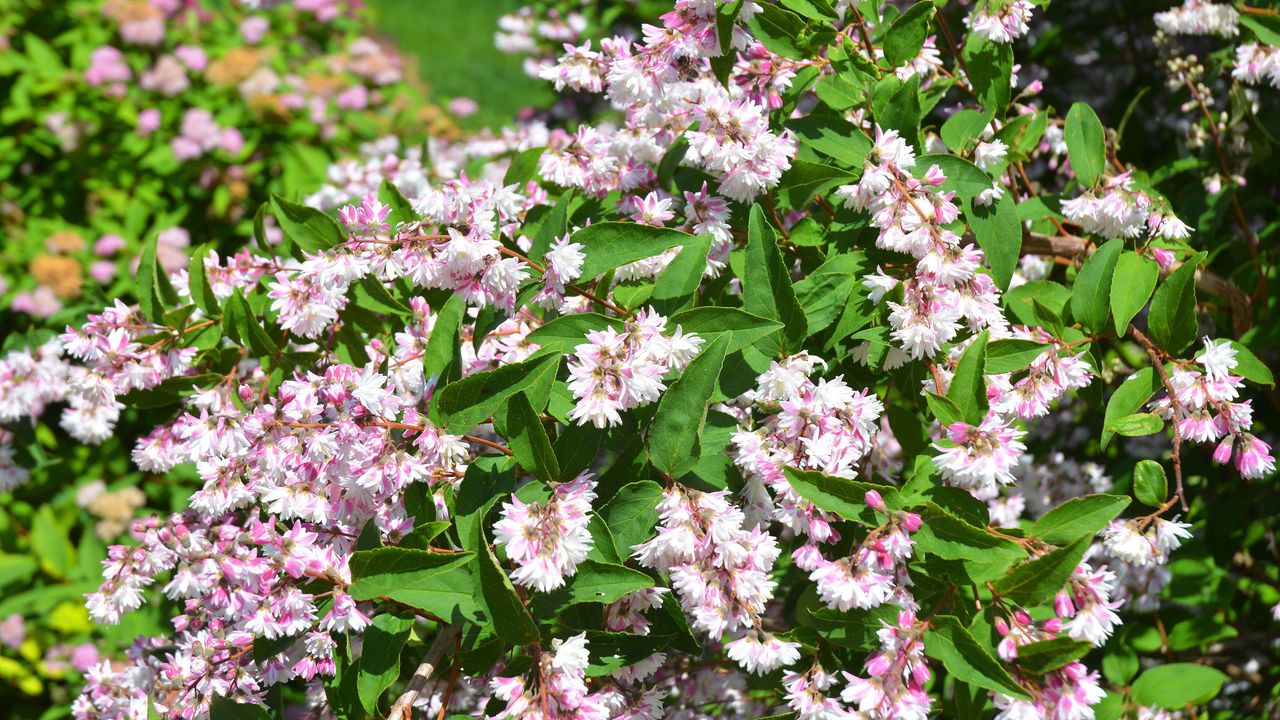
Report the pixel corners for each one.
[1130,328,1190,511]
[388,624,461,720]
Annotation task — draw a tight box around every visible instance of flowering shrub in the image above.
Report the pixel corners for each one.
[0,0,438,323]
[2,0,1280,718]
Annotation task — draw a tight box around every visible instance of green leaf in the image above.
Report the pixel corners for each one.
[985,339,1049,375]
[223,290,276,358]
[994,537,1092,606]
[786,115,873,168]
[917,154,993,199]
[1110,252,1159,334]
[925,616,1030,699]
[1133,460,1168,508]
[585,630,676,676]
[775,160,851,208]
[502,393,560,483]
[1031,494,1130,545]
[711,1,745,84]
[1064,102,1106,187]
[423,294,465,387]
[961,35,1013,113]
[603,481,665,558]
[352,277,412,316]
[914,503,1025,565]
[0,555,37,592]
[572,223,694,279]
[1014,637,1094,675]
[529,190,574,259]
[30,507,74,579]
[525,313,625,356]
[544,560,653,607]
[136,233,177,323]
[872,74,923,150]
[1239,13,1280,46]
[432,352,560,431]
[883,2,936,68]
[1102,367,1161,448]
[1070,238,1123,333]
[650,233,712,314]
[378,179,419,226]
[348,548,484,625]
[744,205,808,352]
[784,467,898,525]
[1107,412,1164,437]
[473,517,541,645]
[1228,341,1275,387]
[748,3,806,57]
[948,331,990,425]
[348,549,475,602]
[1004,280,1071,328]
[356,613,414,713]
[1131,663,1228,709]
[1148,253,1204,353]
[925,392,964,426]
[668,307,784,353]
[657,135,689,189]
[270,193,346,254]
[648,333,730,477]
[964,191,1021,290]
[778,0,836,20]
[941,108,994,154]
[210,696,270,720]
[187,245,220,316]
[503,147,546,187]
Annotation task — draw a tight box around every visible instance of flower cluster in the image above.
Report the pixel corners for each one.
[635,486,798,675]
[1149,337,1275,478]
[732,353,885,550]
[565,309,702,428]
[839,127,1008,361]
[1154,0,1240,38]
[968,0,1036,44]
[0,0,1273,718]
[493,474,597,591]
[1061,173,1191,241]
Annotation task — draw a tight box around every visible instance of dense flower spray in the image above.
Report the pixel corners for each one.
[0,0,1272,718]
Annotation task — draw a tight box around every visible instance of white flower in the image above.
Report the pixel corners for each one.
[1196,337,1237,382]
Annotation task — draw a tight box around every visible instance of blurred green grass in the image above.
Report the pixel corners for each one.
[367,0,553,129]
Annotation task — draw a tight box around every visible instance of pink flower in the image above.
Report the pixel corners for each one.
[448,96,479,117]
[493,474,597,592]
[0,614,24,649]
[336,85,369,110]
[94,234,126,257]
[90,261,117,283]
[220,127,245,155]
[136,108,161,135]
[240,16,270,44]
[85,46,130,86]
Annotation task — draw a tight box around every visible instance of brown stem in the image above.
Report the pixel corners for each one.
[1130,328,1189,512]
[462,434,514,456]
[763,194,790,241]
[497,246,630,316]
[388,624,461,720]
[1180,76,1266,303]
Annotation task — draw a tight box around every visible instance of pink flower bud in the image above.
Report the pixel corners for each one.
[900,512,923,532]
[865,489,886,510]
[1213,437,1234,464]
[1054,591,1075,618]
